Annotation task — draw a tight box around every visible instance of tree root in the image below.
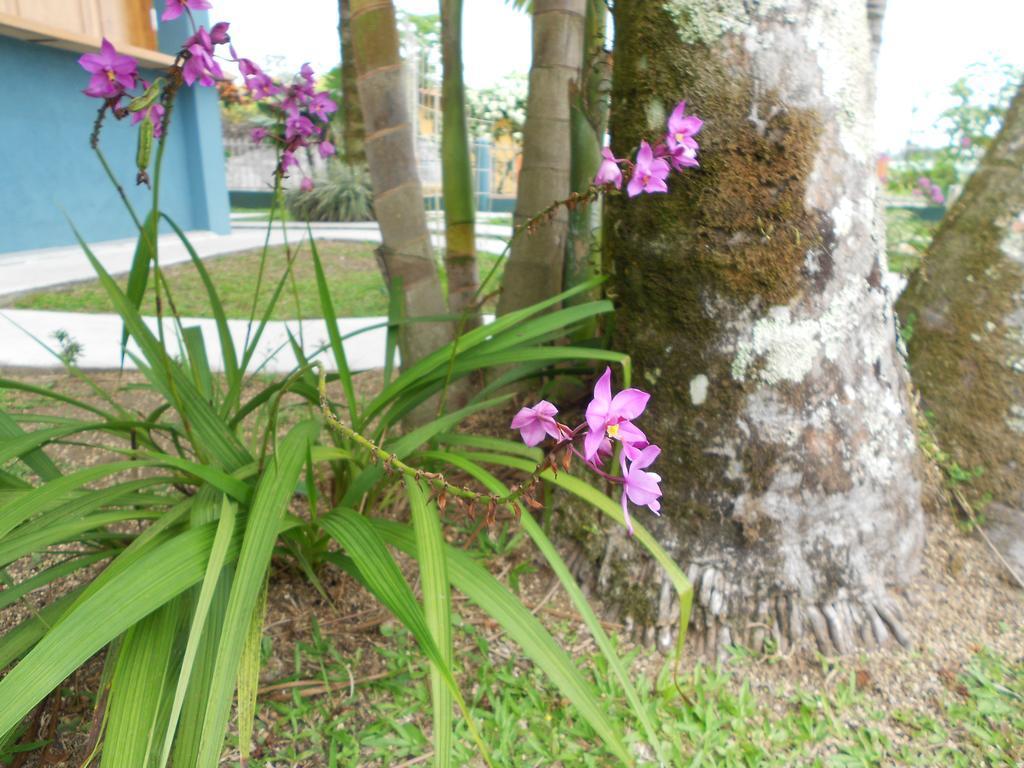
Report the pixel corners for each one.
[615,563,914,660]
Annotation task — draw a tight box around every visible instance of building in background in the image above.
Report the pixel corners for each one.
[0,0,229,254]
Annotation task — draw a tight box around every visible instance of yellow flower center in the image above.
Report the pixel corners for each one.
[675,132,685,143]
[107,69,117,82]
[606,423,620,438]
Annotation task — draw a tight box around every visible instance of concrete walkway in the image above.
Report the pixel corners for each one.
[0,218,510,372]
[0,309,391,373]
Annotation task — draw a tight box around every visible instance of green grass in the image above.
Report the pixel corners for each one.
[886,207,941,275]
[236,620,1024,767]
[9,241,505,320]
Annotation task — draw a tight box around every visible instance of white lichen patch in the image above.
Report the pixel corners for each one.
[999,210,1024,264]
[801,1,874,163]
[831,197,855,240]
[645,100,667,134]
[731,279,868,384]
[663,0,749,45]
[690,374,710,405]
[1007,405,1024,434]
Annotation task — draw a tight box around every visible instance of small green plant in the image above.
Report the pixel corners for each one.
[51,328,84,365]
[287,162,375,222]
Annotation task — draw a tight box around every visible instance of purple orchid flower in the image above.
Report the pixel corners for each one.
[251,126,268,143]
[667,143,700,171]
[285,115,317,141]
[626,141,670,197]
[318,140,336,159]
[510,401,561,447]
[309,92,338,122]
[584,367,650,462]
[594,147,624,189]
[209,22,231,45]
[239,60,279,100]
[930,185,945,204]
[300,177,314,193]
[665,100,702,153]
[183,41,223,87]
[162,0,213,22]
[620,445,662,535]
[280,150,299,173]
[184,26,213,53]
[79,38,138,99]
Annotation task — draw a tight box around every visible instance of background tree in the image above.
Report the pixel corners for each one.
[337,0,366,165]
[564,0,609,306]
[565,0,925,656]
[497,0,586,315]
[897,79,1024,582]
[440,0,482,326]
[351,0,451,366]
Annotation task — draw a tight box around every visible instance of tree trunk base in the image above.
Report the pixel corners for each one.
[563,533,914,660]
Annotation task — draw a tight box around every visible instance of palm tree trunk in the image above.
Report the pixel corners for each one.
[496,0,586,316]
[338,0,366,165]
[351,0,451,366]
[561,0,924,657]
[564,0,608,307]
[897,79,1024,583]
[440,0,481,327]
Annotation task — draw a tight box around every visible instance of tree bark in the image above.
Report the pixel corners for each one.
[350,0,451,368]
[496,0,586,316]
[897,80,1024,582]
[565,0,925,658]
[866,0,886,63]
[440,0,481,327]
[339,0,366,166]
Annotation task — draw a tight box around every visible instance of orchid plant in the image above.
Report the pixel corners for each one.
[511,368,661,534]
[594,100,703,197]
[79,0,336,191]
[0,6,696,764]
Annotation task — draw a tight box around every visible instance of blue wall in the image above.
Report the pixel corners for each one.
[0,8,229,254]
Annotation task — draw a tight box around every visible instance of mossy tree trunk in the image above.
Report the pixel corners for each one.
[897,80,1024,582]
[440,0,481,328]
[339,0,366,166]
[351,0,451,368]
[497,0,586,316]
[567,0,925,657]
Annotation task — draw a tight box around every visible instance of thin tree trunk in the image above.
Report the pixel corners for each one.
[351,0,451,369]
[564,0,608,306]
[897,79,1024,581]
[496,0,586,315]
[440,0,481,327]
[338,0,366,166]
[866,0,886,63]
[562,0,925,657]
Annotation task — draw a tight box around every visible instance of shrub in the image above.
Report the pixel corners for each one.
[287,162,375,222]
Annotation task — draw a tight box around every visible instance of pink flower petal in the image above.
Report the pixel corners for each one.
[609,388,649,420]
[583,428,605,462]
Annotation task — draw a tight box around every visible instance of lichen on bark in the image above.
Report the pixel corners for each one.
[570,0,925,657]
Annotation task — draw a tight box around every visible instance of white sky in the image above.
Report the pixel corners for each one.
[214,0,1023,152]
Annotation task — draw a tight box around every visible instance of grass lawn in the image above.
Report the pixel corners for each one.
[249,624,1023,767]
[886,207,941,274]
[9,240,505,320]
